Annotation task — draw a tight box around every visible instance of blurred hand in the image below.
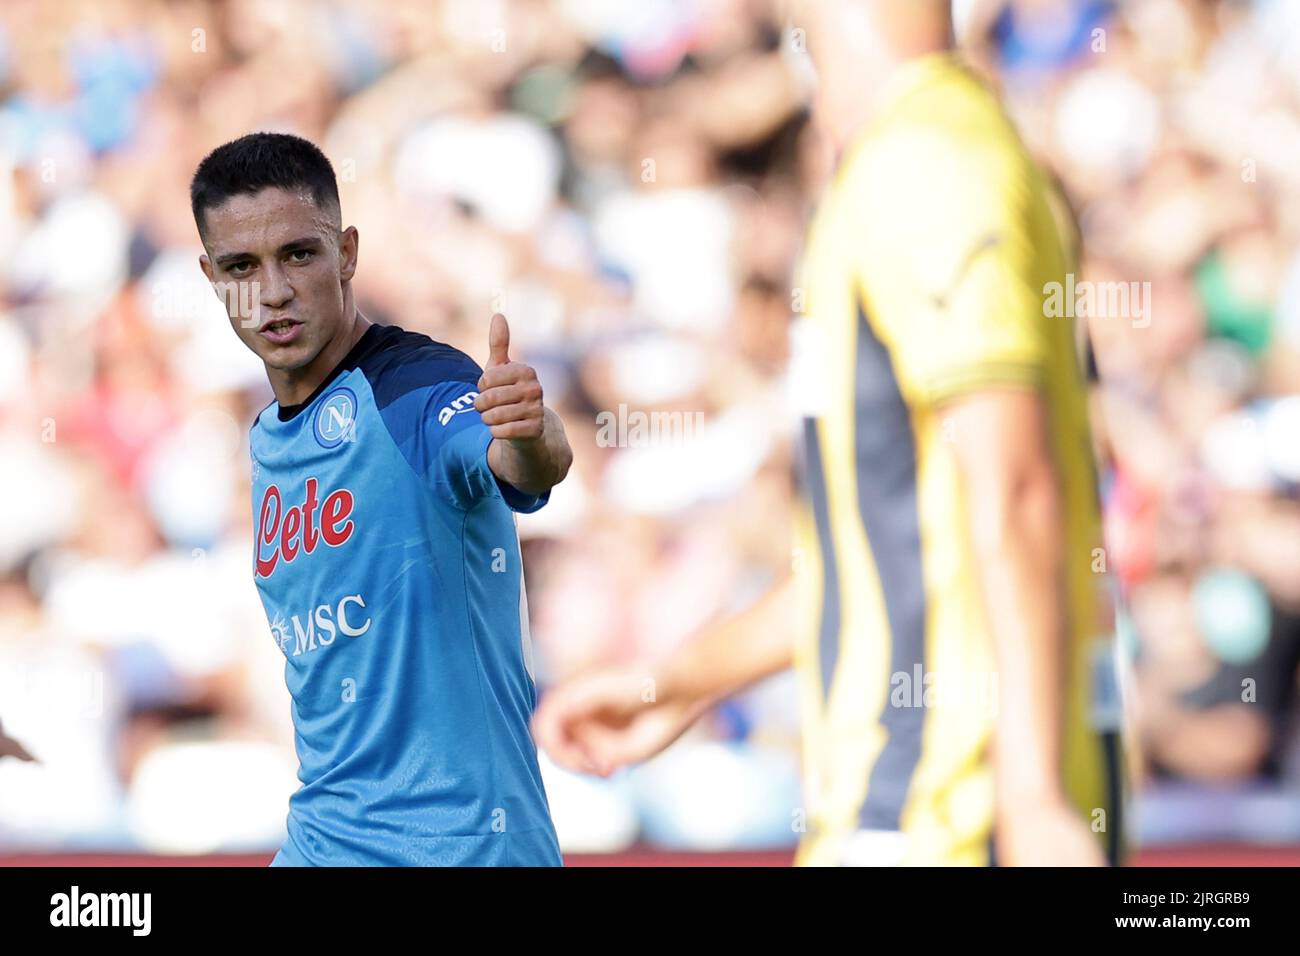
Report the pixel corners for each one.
[0,728,37,763]
[532,666,709,777]
[996,799,1107,867]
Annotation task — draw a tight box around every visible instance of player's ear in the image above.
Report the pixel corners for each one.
[339,226,359,283]
[199,252,214,284]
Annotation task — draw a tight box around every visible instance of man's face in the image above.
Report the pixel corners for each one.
[198,186,357,374]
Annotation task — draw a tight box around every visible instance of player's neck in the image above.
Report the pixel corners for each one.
[823,45,954,153]
[268,311,372,408]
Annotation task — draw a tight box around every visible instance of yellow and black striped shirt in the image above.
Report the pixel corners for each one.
[790,53,1122,866]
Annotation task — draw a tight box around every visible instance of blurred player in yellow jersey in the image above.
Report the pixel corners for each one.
[534,0,1123,866]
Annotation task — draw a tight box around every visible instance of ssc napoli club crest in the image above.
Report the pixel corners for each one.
[314,387,357,448]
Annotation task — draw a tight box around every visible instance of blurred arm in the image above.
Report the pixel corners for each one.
[658,572,797,707]
[533,573,796,776]
[943,390,1077,825]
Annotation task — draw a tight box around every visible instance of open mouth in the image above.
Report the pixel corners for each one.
[259,319,303,344]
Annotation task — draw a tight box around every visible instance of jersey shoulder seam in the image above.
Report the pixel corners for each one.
[359,327,483,411]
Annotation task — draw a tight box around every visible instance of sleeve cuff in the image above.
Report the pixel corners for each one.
[478,431,551,513]
[919,361,1046,406]
[495,475,550,514]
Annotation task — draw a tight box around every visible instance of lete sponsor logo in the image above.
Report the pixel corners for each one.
[256,477,355,578]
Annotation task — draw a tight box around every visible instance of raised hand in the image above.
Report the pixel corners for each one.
[474,313,545,443]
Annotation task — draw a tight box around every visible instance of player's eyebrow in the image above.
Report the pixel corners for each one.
[214,237,324,268]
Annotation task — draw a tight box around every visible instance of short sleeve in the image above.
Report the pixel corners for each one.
[432,392,550,513]
[373,347,549,513]
[846,127,1055,406]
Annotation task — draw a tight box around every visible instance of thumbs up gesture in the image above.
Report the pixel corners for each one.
[474,313,546,443]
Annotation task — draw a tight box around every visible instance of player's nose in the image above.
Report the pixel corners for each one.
[258,262,294,309]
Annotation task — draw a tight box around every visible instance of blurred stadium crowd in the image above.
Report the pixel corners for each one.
[0,0,1298,856]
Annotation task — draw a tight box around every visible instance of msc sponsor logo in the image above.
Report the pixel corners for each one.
[256,477,355,578]
[269,593,372,657]
[314,386,357,448]
[438,389,478,426]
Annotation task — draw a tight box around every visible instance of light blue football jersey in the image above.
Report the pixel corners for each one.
[250,322,561,866]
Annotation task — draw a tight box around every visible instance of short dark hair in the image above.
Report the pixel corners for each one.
[190,132,340,238]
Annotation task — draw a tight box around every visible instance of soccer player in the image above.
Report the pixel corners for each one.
[191,132,571,866]
[533,0,1122,866]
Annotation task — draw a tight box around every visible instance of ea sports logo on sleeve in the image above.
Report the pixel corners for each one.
[314,387,357,448]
